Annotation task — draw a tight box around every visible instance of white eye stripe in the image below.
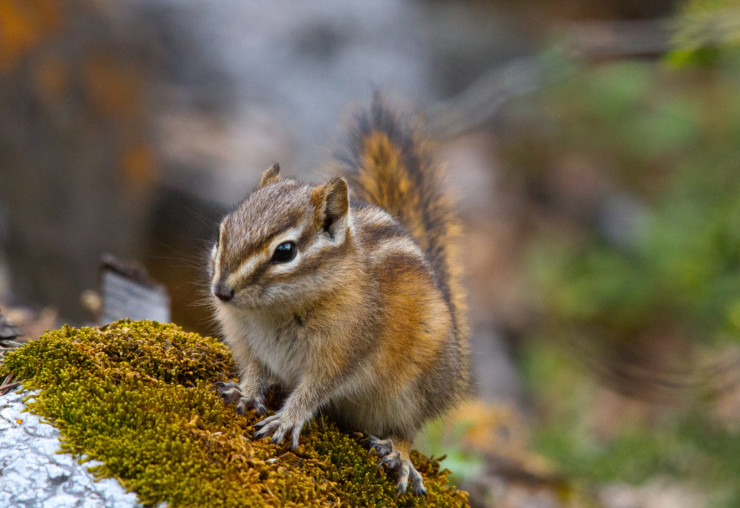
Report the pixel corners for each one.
[224,226,307,286]
[227,255,264,286]
[269,227,303,254]
[268,253,302,275]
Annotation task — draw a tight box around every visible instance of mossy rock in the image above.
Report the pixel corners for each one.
[0,320,468,507]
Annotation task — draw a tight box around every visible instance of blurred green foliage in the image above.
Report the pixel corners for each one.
[521,342,740,505]
[528,57,740,347]
[503,21,740,506]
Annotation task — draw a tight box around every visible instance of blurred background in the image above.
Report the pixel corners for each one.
[2,0,740,506]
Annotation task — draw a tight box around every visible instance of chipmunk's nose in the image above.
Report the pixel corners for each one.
[213,281,234,302]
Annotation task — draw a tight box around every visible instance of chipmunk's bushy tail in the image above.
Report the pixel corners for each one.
[333,97,467,338]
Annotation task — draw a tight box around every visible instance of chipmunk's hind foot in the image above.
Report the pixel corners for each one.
[368,435,427,496]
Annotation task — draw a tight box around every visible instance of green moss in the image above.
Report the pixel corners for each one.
[0,320,468,507]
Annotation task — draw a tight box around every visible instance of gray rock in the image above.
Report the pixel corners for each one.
[0,389,140,508]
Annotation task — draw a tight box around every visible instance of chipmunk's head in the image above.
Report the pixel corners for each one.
[209,163,352,311]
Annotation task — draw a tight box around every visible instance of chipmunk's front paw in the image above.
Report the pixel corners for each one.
[214,381,266,415]
[253,411,306,449]
[367,436,394,456]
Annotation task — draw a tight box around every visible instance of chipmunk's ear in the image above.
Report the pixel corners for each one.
[312,177,349,241]
[259,163,281,187]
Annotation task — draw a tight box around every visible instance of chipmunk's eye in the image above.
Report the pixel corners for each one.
[271,241,297,263]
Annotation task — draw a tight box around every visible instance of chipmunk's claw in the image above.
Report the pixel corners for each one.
[254,412,304,449]
[410,468,427,496]
[215,381,266,415]
[367,436,393,456]
[372,438,426,496]
[215,381,241,403]
[237,397,267,416]
[377,450,400,469]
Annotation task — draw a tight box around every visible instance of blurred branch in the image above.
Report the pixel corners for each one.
[426,55,546,141]
[563,19,671,58]
[426,18,674,139]
[673,7,740,51]
[0,373,20,396]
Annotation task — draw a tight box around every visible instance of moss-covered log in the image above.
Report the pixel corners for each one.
[0,320,468,507]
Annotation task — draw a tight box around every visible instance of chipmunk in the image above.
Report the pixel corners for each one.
[209,98,468,495]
